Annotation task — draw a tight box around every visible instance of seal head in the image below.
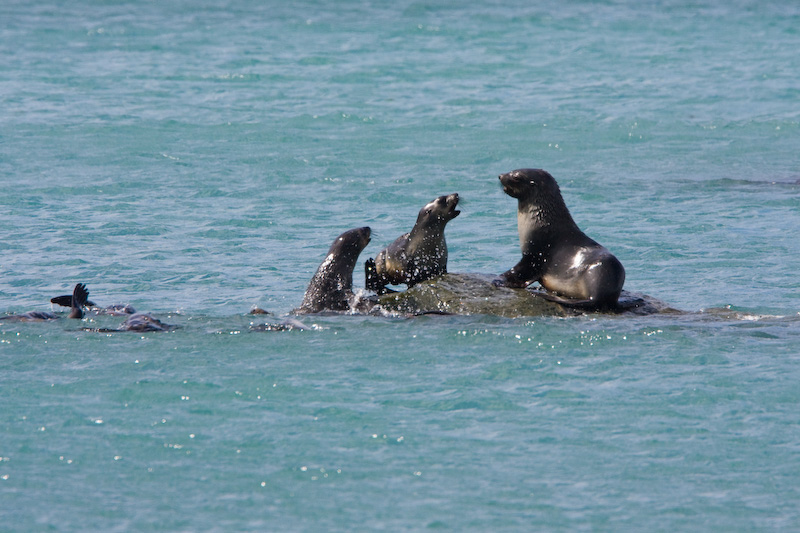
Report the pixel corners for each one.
[497,169,625,309]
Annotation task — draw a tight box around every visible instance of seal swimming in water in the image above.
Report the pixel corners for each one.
[1,283,89,321]
[496,169,625,309]
[295,226,372,314]
[51,292,136,316]
[365,193,460,294]
[81,313,176,333]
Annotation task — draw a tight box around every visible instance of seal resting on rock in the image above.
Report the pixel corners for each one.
[496,169,625,309]
[295,226,372,314]
[365,193,460,294]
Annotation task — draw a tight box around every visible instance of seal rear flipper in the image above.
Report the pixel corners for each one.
[533,290,619,312]
[68,283,89,319]
[51,295,96,308]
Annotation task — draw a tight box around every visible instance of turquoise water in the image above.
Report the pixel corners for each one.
[2,1,800,530]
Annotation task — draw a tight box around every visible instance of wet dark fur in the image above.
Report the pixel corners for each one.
[365,193,460,294]
[296,226,372,314]
[497,169,625,309]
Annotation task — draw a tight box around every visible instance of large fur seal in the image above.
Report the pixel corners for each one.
[1,283,89,321]
[296,226,372,314]
[497,169,625,309]
[365,193,460,294]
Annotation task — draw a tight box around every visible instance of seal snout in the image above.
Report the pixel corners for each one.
[446,192,461,218]
[498,172,515,196]
[360,226,371,246]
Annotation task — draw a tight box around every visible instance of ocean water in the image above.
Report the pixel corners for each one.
[2,0,799,530]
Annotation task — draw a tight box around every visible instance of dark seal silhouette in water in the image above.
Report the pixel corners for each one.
[54,286,175,332]
[1,283,89,322]
[365,193,460,294]
[496,169,625,310]
[51,292,136,316]
[81,313,176,333]
[295,226,372,314]
[118,313,174,332]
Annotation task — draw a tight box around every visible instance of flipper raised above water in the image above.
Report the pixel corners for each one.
[51,287,135,316]
[2,283,88,322]
[68,283,89,319]
[51,294,96,308]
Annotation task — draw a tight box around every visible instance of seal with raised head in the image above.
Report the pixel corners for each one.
[295,226,372,314]
[497,169,625,309]
[365,193,460,294]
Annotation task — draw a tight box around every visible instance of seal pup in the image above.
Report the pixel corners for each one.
[497,169,625,309]
[1,283,89,322]
[365,193,460,294]
[295,226,372,314]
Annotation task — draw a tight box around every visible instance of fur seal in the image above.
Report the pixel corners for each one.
[295,226,372,314]
[365,193,460,294]
[51,292,135,316]
[119,313,174,332]
[497,169,625,309]
[1,283,89,321]
[81,313,176,333]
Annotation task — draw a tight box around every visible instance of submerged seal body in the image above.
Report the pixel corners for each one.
[497,169,625,309]
[296,226,372,314]
[365,193,460,294]
[120,313,173,332]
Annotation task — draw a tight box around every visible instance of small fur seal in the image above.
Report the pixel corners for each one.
[365,193,460,294]
[81,313,176,333]
[296,226,372,314]
[51,291,135,316]
[119,313,174,332]
[497,169,625,309]
[1,283,89,321]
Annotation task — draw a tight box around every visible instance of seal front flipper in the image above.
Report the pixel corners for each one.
[497,256,540,288]
[68,283,89,319]
[365,257,398,295]
[365,258,382,292]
